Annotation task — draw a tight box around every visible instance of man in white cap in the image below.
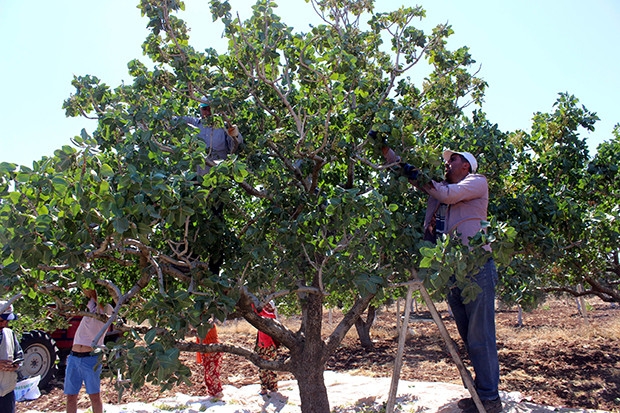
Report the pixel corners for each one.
[382,147,502,413]
[0,301,24,413]
[175,95,243,176]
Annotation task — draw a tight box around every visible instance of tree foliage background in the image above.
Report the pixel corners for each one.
[0,0,618,411]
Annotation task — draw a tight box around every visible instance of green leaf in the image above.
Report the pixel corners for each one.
[144,329,158,345]
[420,256,433,268]
[113,216,130,234]
[100,164,114,178]
[52,176,68,192]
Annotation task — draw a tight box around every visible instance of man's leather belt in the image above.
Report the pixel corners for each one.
[70,351,93,358]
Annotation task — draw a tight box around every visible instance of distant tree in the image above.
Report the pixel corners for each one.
[494,95,620,307]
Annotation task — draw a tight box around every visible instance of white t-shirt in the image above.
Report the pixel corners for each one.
[73,298,113,348]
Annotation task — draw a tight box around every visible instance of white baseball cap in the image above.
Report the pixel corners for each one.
[443,149,478,173]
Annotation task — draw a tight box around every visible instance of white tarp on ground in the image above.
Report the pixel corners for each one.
[20,371,609,413]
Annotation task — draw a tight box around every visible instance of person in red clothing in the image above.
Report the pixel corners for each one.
[255,301,279,395]
[196,325,223,398]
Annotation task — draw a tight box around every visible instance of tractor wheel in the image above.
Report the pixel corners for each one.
[18,330,60,389]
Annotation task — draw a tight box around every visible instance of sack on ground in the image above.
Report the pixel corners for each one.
[15,375,41,401]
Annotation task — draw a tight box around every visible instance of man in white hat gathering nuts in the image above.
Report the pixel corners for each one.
[381,144,502,413]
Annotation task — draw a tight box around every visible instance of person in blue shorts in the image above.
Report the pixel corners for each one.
[64,289,113,413]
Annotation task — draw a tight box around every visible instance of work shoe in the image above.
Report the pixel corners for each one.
[460,397,503,413]
[457,397,474,409]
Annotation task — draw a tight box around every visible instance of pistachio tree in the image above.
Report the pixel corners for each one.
[495,94,620,308]
[0,0,506,411]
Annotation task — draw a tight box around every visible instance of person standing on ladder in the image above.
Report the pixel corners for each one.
[382,145,502,413]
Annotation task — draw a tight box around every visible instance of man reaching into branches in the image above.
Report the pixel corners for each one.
[173,95,244,275]
[175,95,243,176]
[65,289,113,413]
[383,146,502,413]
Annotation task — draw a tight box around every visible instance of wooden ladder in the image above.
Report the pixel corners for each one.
[385,278,486,413]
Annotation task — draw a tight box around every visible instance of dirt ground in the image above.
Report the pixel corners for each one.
[16,297,620,413]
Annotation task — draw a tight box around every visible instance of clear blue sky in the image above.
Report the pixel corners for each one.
[1,0,618,167]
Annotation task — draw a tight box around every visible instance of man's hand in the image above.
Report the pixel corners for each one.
[227,125,240,137]
[382,146,401,164]
[381,146,419,180]
[83,289,97,300]
[0,359,19,372]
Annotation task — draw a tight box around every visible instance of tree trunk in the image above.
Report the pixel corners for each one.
[354,304,376,349]
[237,282,376,413]
[576,284,589,322]
[290,285,331,413]
[295,364,330,413]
